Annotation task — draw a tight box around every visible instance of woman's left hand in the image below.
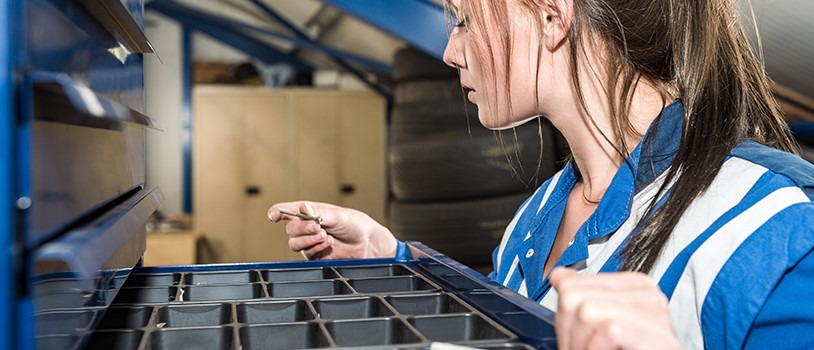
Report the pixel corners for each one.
[549,267,680,350]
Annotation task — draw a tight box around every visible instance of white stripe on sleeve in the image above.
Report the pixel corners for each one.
[669,186,809,348]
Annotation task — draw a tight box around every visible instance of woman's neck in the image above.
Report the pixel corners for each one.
[551,80,666,201]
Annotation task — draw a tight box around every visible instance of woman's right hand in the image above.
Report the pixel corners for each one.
[267,201,398,260]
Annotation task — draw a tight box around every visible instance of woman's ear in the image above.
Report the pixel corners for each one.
[541,0,572,51]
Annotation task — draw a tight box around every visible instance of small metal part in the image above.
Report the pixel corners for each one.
[279,208,324,225]
[16,197,31,210]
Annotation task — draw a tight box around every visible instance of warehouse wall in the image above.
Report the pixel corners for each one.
[143,1,404,215]
[145,13,184,214]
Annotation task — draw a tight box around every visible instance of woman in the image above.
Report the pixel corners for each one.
[269,0,814,348]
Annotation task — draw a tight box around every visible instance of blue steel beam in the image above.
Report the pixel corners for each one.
[247,0,391,99]
[0,0,14,349]
[320,0,448,60]
[182,28,193,214]
[146,0,392,74]
[147,0,314,71]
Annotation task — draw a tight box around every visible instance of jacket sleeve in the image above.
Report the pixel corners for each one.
[743,247,814,349]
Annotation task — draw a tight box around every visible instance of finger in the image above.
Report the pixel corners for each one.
[582,319,624,350]
[300,201,317,216]
[549,267,579,288]
[287,228,328,252]
[555,285,668,339]
[556,271,656,292]
[569,298,621,350]
[268,202,305,222]
[298,201,344,229]
[552,270,661,350]
[551,270,663,304]
[572,301,678,350]
[551,267,580,350]
[555,290,592,350]
[584,319,679,350]
[301,235,335,260]
[284,220,323,238]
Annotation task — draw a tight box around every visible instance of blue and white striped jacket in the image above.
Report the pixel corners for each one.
[489,101,814,349]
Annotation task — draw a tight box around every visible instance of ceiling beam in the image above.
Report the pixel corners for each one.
[320,0,448,59]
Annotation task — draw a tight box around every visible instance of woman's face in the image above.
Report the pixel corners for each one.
[443,0,547,130]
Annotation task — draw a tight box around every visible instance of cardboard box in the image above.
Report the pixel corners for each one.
[144,230,197,266]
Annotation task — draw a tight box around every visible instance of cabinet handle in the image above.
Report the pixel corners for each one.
[245,186,261,196]
[340,184,356,195]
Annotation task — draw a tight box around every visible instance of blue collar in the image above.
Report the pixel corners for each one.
[570,99,684,241]
[513,100,685,301]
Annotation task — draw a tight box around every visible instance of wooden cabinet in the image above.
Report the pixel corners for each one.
[193,86,386,263]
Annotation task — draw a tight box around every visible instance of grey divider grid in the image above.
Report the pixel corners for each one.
[86,264,535,349]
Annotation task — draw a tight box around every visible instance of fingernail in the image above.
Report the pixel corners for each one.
[312,231,325,243]
[304,202,315,215]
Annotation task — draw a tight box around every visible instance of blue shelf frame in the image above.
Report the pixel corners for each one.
[1,0,16,348]
[321,0,448,59]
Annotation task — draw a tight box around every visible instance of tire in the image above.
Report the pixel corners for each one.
[393,47,458,82]
[389,192,532,266]
[390,102,480,143]
[394,79,465,105]
[389,121,558,202]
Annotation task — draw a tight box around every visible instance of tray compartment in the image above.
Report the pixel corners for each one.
[237,300,314,324]
[35,310,96,335]
[325,317,421,347]
[268,280,352,298]
[114,287,177,304]
[35,335,79,350]
[147,327,233,350]
[180,284,266,302]
[124,273,184,287]
[409,314,513,342]
[312,296,394,320]
[97,306,153,329]
[85,330,144,350]
[385,293,471,315]
[187,271,261,285]
[261,267,337,282]
[33,279,84,295]
[349,276,438,294]
[156,304,232,328]
[239,323,330,350]
[462,291,525,313]
[335,264,413,278]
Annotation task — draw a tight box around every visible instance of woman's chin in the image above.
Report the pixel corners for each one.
[479,114,539,130]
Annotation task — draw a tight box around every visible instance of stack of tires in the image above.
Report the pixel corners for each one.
[388,47,566,272]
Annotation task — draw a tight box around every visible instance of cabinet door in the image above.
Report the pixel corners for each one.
[194,91,246,262]
[292,94,341,204]
[337,94,386,224]
[195,89,293,262]
[291,92,386,224]
[242,92,302,262]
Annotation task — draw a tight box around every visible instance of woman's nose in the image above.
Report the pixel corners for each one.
[443,35,465,69]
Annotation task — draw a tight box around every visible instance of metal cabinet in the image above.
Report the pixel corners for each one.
[2,0,160,349]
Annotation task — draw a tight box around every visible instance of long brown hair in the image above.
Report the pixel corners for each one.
[448,0,799,273]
